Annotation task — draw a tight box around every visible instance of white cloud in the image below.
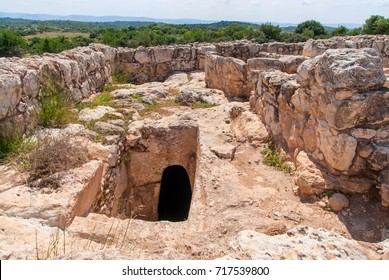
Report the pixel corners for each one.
[218,0,232,4]
[301,0,315,6]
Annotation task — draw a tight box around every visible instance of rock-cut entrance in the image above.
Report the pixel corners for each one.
[158,165,192,222]
[109,121,198,222]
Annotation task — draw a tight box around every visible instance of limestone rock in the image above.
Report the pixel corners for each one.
[22,70,40,98]
[110,89,141,99]
[294,152,327,194]
[332,89,389,130]
[141,95,156,105]
[302,48,386,93]
[318,121,357,171]
[379,169,389,208]
[247,57,284,73]
[231,110,268,146]
[78,106,117,122]
[0,160,104,227]
[154,47,174,63]
[351,128,377,140]
[368,145,389,171]
[279,55,308,74]
[229,226,367,260]
[94,121,124,135]
[210,145,236,160]
[134,48,152,64]
[0,216,58,260]
[329,193,349,212]
[376,128,389,145]
[303,37,357,58]
[0,74,22,118]
[175,89,217,105]
[205,53,248,97]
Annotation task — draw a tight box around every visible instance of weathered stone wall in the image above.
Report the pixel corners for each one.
[204,52,248,97]
[0,40,304,128]
[303,35,389,67]
[215,40,304,61]
[115,35,389,86]
[205,52,308,98]
[204,35,389,99]
[114,40,305,84]
[252,48,389,207]
[0,44,116,128]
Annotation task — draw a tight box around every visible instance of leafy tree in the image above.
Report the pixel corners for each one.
[260,23,282,41]
[362,15,389,34]
[331,25,349,36]
[30,36,70,54]
[99,28,128,47]
[70,36,93,47]
[295,20,326,37]
[348,28,361,36]
[0,29,26,57]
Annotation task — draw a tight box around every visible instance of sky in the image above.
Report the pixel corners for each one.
[1,0,389,24]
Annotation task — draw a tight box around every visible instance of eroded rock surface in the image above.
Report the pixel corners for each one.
[253,48,389,206]
[229,226,368,260]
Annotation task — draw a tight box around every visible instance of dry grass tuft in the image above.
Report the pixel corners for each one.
[27,137,89,187]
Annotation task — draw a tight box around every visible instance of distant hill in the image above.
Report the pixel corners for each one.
[0,17,159,29]
[192,21,259,28]
[0,12,216,25]
[0,12,362,29]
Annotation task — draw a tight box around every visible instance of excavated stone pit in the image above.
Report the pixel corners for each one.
[105,121,199,222]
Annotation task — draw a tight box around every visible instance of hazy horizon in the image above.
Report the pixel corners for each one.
[1,0,388,24]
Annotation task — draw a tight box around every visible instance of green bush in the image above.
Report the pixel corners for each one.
[331,25,349,36]
[112,69,132,84]
[0,125,35,164]
[91,92,113,107]
[75,91,114,110]
[0,126,24,160]
[260,23,283,41]
[295,20,326,37]
[0,29,26,57]
[261,137,294,174]
[36,79,75,128]
[362,15,389,35]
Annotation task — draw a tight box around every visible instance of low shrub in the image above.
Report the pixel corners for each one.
[261,137,294,174]
[112,69,132,84]
[191,101,217,108]
[76,91,114,110]
[91,92,113,107]
[35,79,75,128]
[27,137,89,187]
[0,124,35,163]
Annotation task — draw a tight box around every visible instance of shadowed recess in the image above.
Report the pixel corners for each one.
[158,165,192,222]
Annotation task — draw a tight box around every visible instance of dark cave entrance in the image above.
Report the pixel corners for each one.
[158,165,193,222]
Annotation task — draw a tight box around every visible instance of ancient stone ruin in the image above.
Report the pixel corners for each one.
[253,48,388,205]
[0,35,388,260]
[203,36,389,208]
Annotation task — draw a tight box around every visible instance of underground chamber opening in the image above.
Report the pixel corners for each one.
[104,122,198,222]
[158,165,193,222]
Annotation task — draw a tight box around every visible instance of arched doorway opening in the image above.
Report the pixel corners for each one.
[158,165,192,222]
